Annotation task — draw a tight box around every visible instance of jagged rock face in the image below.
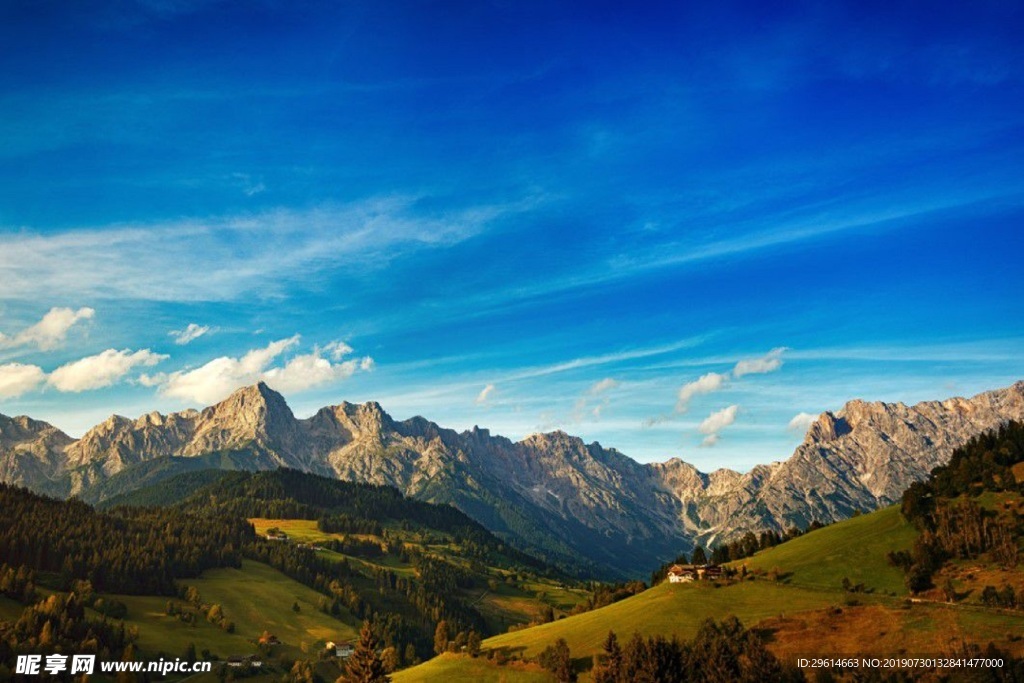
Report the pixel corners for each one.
[1,379,1022,577]
[65,411,199,475]
[0,415,74,497]
[654,381,1024,548]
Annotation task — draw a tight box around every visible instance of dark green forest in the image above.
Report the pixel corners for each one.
[0,468,568,674]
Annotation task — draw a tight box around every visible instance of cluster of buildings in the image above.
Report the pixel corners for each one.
[666,564,723,583]
[325,641,355,659]
[263,530,325,551]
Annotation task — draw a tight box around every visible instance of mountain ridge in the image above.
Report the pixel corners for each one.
[1,379,1022,577]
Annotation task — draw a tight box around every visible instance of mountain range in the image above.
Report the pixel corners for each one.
[1,380,1022,578]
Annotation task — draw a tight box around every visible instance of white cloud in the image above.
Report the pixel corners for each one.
[48,348,167,392]
[700,434,720,448]
[0,307,95,351]
[588,377,620,395]
[475,383,497,405]
[569,378,622,423]
[733,347,786,378]
[170,323,212,345]
[137,372,167,387]
[676,372,728,413]
[0,197,539,303]
[155,336,371,404]
[323,341,354,361]
[263,352,364,394]
[787,411,818,431]
[699,404,739,436]
[0,363,47,399]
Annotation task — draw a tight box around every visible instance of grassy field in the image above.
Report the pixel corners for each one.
[250,518,339,543]
[392,652,553,683]
[395,502,1024,681]
[184,559,359,649]
[93,559,358,671]
[734,505,918,595]
[484,580,835,659]
[0,561,353,681]
[250,517,588,630]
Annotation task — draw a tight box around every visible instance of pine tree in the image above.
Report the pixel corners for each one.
[591,631,621,683]
[433,620,449,655]
[466,630,482,657]
[539,638,575,682]
[344,621,391,683]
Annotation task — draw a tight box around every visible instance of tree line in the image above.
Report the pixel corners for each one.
[895,421,1023,593]
[0,483,251,595]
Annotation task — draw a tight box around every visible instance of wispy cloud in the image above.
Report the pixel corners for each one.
[431,189,1023,328]
[573,377,621,421]
[588,377,620,395]
[170,323,212,345]
[733,347,786,378]
[475,383,497,406]
[0,196,540,303]
[0,307,94,351]
[502,337,707,384]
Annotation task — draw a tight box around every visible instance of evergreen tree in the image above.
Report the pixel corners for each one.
[344,621,391,683]
[541,604,555,623]
[466,630,482,657]
[590,631,621,683]
[539,638,575,682]
[433,620,449,655]
[691,546,708,565]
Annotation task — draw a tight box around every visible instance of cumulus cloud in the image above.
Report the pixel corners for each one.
[787,411,818,432]
[155,336,372,404]
[700,434,720,448]
[676,372,728,413]
[0,363,47,399]
[263,351,364,394]
[170,323,212,345]
[475,383,497,405]
[698,405,739,446]
[47,348,167,392]
[733,347,786,378]
[0,307,95,351]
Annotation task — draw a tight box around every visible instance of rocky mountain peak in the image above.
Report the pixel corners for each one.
[0,414,71,446]
[195,382,294,436]
[805,411,852,443]
[212,381,292,417]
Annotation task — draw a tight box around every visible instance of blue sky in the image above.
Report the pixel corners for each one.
[1,0,1022,470]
